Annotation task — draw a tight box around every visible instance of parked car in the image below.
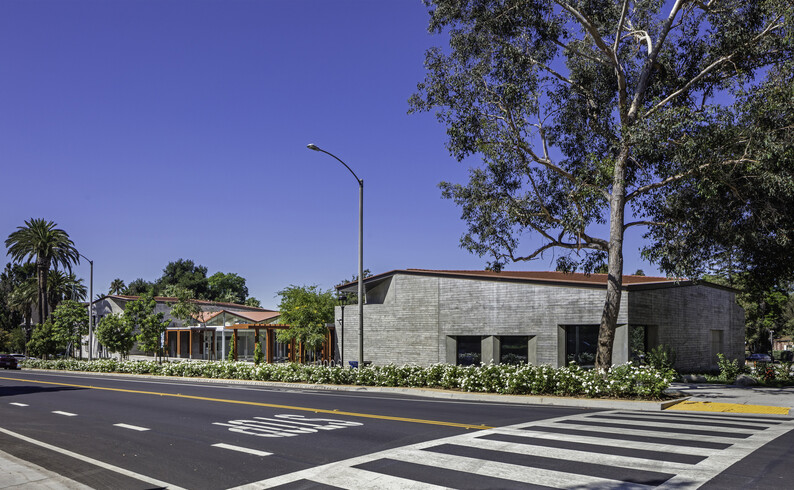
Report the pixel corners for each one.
[0,354,19,369]
[746,353,773,363]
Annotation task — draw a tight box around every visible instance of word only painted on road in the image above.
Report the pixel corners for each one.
[213,414,363,438]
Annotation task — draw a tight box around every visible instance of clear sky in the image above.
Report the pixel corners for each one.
[1,0,661,310]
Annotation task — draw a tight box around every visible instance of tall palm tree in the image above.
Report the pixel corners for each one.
[8,278,37,343]
[109,278,126,295]
[5,218,80,321]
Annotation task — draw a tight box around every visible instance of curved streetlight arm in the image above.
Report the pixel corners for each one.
[307,144,362,184]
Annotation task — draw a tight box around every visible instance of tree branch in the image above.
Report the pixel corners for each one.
[624,220,666,230]
[554,1,615,61]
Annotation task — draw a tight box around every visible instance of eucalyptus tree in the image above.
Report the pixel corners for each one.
[5,219,80,321]
[410,0,793,369]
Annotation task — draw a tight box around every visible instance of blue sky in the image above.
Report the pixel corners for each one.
[1,0,660,310]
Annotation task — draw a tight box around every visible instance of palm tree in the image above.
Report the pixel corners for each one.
[47,270,87,311]
[8,279,37,344]
[5,218,80,321]
[109,278,126,295]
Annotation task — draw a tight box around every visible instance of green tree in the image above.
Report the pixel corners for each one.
[165,285,202,327]
[244,297,262,308]
[125,294,170,358]
[125,278,156,296]
[26,321,63,359]
[228,334,236,361]
[50,299,89,358]
[207,272,248,304]
[156,259,209,299]
[109,278,126,295]
[5,218,80,322]
[276,285,335,353]
[410,0,792,370]
[95,313,135,359]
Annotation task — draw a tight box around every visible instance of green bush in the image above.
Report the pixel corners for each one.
[716,353,743,383]
[18,359,676,400]
[645,345,676,372]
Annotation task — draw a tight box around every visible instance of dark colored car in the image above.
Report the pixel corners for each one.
[0,354,19,369]
[746,353,773,363]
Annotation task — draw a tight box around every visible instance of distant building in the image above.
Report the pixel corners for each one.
[335,269,745,372]
[92,295,300,361]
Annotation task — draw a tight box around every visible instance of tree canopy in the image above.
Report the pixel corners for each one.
[410,0,793,369]
[95,313,136,359]
[50,299,89,355]
[276,285,336,351]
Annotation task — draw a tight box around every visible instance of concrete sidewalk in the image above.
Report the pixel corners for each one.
[0,449,89,489]
[666,382,794,415]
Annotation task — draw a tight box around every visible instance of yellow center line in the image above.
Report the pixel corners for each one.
[0,376,493,430]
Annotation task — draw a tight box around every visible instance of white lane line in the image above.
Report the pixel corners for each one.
[113,423,150,432]
[0,426,186,489]
[211,443,272,457]
[9,402,28,407]
[52,411,77,417]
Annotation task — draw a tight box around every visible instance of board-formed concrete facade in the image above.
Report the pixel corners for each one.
[335,270,744,372]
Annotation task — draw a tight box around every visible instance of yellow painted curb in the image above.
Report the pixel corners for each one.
[666,400,791,415]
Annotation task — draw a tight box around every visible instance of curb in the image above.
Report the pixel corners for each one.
[19,368,682,411]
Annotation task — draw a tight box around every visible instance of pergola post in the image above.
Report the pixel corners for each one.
[233,330,239,361]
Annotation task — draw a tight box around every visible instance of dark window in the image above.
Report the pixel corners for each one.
[456,336,482,366]
[500,336,529,365]
[630,325,648,362]
[565,325,599,366]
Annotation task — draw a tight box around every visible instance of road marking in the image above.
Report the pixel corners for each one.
[9,402,28,407]
[113,423,150,431]
[669,400,791,415]
[211,443,272,457]
[0,376,491,430]
[0,426,185,489]
[52,411,77,417]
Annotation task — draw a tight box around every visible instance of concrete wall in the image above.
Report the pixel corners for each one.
[627,285,744,372]
[336,273,744,370]
[336,273,630,367]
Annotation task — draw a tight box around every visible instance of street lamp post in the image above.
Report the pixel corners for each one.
[79,253,94,361]
[307,143,364,367]
[337,291,348,367]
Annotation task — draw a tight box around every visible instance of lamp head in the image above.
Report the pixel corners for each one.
[307,143,320,151]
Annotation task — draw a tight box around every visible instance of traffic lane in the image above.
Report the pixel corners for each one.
[1,374,513,488]
[4,369,591,427]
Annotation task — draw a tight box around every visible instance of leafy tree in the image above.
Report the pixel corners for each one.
[26,321,63,359]
[228,333,236,361]
[165,285,201,327]
[125,294,170,357]
[156,259,209,299]
[244,297,262,308]
[410,0,792,370]
[95,313,135,359]
[0,263,33,333]
[276,285,335,352]
[207,272,248,304]
[254,341,264,365]
[5,218,80,321]
[109,278,126,295]
[50,299,89,357]
[125,278,157,296]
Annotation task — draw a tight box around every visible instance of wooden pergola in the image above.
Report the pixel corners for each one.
[165,324,335,363]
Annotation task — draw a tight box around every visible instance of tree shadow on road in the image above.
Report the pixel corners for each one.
[0,385,85,397]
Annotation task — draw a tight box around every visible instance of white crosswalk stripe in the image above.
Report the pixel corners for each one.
[232,410,794,489]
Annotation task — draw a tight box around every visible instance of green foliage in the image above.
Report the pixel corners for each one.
[228,334,236,361]
[276,285,335,351]
[124,278,157,296]
[5,218,80,321]
[126,294,170,354]
[26,321,64,359]
[716,353,743,383]
[645,345,677,372]
[109,278,125,295]
[21,359,676,399]
[157,259,209,299]
[254,341,264,365]
[95,313,135,359]
[46,270,86,311]
[207,272,248,304]
[165,285,201,326]
[50,300,89,354]
[244,297,261,308]
[410,0,793,369]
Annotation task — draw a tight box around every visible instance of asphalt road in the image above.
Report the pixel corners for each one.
[1,370,793,489]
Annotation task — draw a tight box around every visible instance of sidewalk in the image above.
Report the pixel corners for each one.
[0,449,89,489]
[666,382,794,415]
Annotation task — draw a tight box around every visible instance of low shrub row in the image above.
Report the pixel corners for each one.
[20,358,675,399]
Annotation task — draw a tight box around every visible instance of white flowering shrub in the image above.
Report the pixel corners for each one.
[19,359,674,399]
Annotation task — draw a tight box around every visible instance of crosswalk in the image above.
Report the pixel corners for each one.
[233,410,794,489]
